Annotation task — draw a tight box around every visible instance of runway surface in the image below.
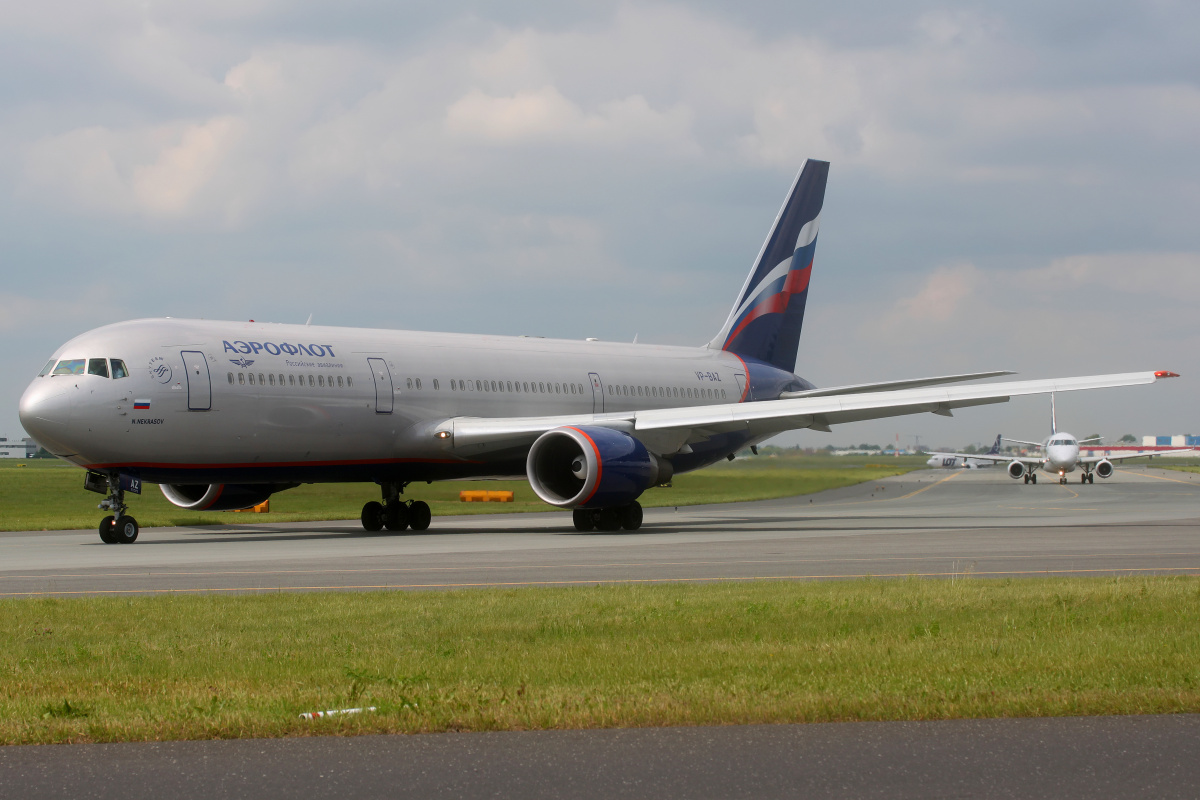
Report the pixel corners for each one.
[4,715,1200,799]
[1,465,1198,596]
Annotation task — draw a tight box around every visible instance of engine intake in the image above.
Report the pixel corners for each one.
[526,426,672,508]
[1007,460,1027,479]
[1095,460,1114,479]
[160,483,297,511]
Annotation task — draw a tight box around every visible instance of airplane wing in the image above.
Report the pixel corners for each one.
[779,370,1014,399]
[1079,448,1195,465]
[446,371,1165,457]
[925,451,1043,466]
[1002,437,1045,448]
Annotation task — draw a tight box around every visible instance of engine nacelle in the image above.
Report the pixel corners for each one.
[526,426,673,508]
[1095,460,1114,479]
[1007,460,1027,479]
[160,483,296,511]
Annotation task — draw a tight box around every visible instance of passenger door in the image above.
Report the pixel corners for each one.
[589,372,604,414]
[368,358,393,413]
[181,351,211,411]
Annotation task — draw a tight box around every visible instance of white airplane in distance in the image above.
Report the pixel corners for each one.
[926,435,1003,469]
[932,395,1190,485]
[18,160,1183,544]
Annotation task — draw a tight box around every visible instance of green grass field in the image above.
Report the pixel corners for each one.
[0,456,926,532]
[2,577,1198,745]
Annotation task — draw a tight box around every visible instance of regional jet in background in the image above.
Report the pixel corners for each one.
[18,160,1182,544]
[926,435,1003,469]
[932,396,1190,484]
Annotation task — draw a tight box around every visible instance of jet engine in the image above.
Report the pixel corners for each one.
[1094,460,1114,479]
[160,483,297,511]
[1007,460,1027,479]
[526,426,673,509]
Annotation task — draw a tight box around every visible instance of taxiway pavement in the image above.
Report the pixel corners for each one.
[2,466,1197,597]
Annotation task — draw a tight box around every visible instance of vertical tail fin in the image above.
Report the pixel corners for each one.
[708,159,829,373]
[987,434,1002,455]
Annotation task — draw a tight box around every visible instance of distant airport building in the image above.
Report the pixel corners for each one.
[1143,434,1200,447]
[0,437,38,457]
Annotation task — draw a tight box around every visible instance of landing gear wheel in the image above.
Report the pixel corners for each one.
[383,500,410,531]
[99,515,117,544]
[1030,474,1037,484]
[112,516,139,544]
[572,509,595,532]
[1088,473,1095,484]
[361,501,384,531]
[1023,474,1030,484]
[1081,474,1087,483]
[1060,477,1067,485]
[408,501,432,531]
[618,501,643,531]
[594,508,621,532]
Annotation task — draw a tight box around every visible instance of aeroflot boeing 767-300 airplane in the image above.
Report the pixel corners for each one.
[19,160,1180,543]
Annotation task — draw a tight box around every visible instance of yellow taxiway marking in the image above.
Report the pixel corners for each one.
[1117,469,1200,487]
[819,470,963,508]
[3,565,1200,596]
[4,551,1199,582]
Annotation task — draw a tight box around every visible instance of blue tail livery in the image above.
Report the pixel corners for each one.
[709,158,829,373]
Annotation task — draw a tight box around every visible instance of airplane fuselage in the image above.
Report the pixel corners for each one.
[20,318,808,486]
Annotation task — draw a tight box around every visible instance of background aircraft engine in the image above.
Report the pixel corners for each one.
[159,483,295,511]
[1007,460,1027,479]
[1095,460,1114,479]
[526,426,672,509]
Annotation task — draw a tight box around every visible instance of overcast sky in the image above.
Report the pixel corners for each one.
[3,1,1197,451]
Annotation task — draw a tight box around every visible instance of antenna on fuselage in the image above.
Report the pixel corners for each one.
[305,314,313,326]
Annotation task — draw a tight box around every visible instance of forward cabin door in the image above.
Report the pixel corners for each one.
[181,351,211,411]
[368,358,393,413]
[734,372,749,402]
[589,372,604,414]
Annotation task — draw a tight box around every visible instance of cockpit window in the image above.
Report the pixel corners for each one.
[88,358,109,378]
[111,359,129,379]
[51,359,85,376]
[38,358,56,377]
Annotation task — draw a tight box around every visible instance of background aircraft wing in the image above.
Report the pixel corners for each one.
[448,371,1166,456]
[1079,448,1195,465]
[924,451,1042,465]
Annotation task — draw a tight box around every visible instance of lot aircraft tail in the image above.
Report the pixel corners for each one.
[709,159,829,373]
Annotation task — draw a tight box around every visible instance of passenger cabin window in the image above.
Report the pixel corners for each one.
[228,372,234,384]
[239,373,245,384]
[248,373,256,385]
[87,358,109,378]
[347,376,353,387]
[52,359,85,376]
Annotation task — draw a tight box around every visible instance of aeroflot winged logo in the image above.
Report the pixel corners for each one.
[229,358,255,368]
[223,340,339,358]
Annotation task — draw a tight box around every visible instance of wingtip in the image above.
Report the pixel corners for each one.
[1154,370,1180,378]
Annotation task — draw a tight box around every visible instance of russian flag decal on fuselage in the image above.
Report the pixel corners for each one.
[133,399,151,410]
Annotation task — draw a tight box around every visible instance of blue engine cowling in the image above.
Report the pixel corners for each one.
[160,483,296,511]
[526,426,672,509]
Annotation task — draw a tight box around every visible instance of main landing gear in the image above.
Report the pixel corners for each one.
[572,501,643,532]
[360,482,431,533]
[97,475,138,544]
[1080,472,1094,484]
[1023,473,1038,484]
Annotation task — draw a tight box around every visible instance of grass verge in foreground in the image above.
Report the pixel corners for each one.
[3,577,1198,744]
[0,457,924,531]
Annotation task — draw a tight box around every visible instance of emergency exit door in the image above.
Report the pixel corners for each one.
[181,351,211,411]
[368,358,394,413]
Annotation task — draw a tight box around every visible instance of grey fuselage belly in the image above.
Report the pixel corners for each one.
[23,318,801,486]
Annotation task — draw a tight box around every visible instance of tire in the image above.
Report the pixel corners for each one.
[408,501,432,531]
[99,515,117,544]
[1031,474,1037,484]
[572,509,595,532]
[361,501,384,532]
[113,516,139,544]
[384,500,410,531]
[618,501,643,531]
[1088,473,1094,484]
[594,508,621,532]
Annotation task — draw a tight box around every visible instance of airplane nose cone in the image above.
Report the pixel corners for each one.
[18,380,73,451]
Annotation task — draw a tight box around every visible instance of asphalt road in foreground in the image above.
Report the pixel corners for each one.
[0,466,1197,596]
[3,715,1199,799]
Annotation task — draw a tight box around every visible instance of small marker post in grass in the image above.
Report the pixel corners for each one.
[299,707,376,720]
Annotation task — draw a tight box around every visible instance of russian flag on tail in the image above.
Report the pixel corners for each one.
[708,159,828,374]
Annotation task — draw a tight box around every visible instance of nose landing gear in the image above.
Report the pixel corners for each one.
[95,474,138,544]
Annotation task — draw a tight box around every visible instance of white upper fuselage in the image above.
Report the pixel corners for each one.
[1041,433,1081,475]
[19,318,770,485]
